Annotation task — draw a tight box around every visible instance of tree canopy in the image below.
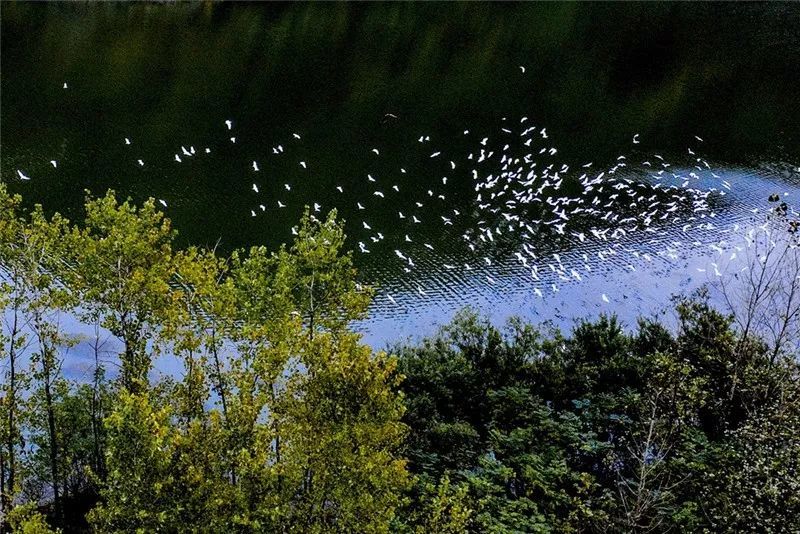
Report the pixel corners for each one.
[1,184,798,532]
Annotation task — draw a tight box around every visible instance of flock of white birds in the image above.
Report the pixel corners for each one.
[12,75,798,318]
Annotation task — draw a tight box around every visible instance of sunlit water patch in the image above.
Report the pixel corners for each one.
[357,162,800,347]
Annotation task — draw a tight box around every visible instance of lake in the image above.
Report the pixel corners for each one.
[2,2,799,349]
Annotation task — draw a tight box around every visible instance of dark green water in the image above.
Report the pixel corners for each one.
[2,2,800,344]
[3,2,798,246]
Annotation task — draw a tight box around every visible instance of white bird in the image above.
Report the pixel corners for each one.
[336,186,343,193]
[363,221,371,230]
[205,148,211,153]
[372,148,380,155]
[374,191,385,198]
[405,234,412,242]
[519,65,526,73]
[430,151,441,158]
[174,154,182,163]
[16,170,30,181]
[387,295,397,305]
[158,199,167,207]
[300,161,307,169]
[50,160,57,168]
[632,134,640,144]
[260,204,266,211]
[252,161,259,172]
[225,120,232,130]
[137,159,144,166]
[293,133,301,139]
[250,210,256,217]
[694,135,704,142]
[63,82,68,89]
[277,201,286,208]
[252,183,259,193]
[283,183,291,191]
[313,203,321,212]
[601,294,610,303]
[230,137,236,143]
[124,138,131,145]
[357,202,365,210]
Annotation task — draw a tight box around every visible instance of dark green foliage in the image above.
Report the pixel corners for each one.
[397,301,800,532]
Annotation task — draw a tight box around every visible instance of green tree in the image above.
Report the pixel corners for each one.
[14,205,77,525]
[6,502,60,534]
[699,399,800,532]
[87,207,408,533]
[0,185,30,516]
[86,391,179,533]
[285,208,371,335]
[69,191,182,393]
[396,475,473,534]
[278,332,409,533]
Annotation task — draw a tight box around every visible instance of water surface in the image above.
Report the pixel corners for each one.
[2,2,799,348]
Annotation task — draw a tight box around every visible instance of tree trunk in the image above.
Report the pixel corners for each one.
[43,354,62,524]
[91,325,106,480]
[3,305,20,513]
[1,449,6,517]
[209,329,236,485]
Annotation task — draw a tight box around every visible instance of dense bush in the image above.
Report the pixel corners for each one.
[395,302,800,532]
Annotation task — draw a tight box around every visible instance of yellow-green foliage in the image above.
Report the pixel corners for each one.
[6,503,60,534]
